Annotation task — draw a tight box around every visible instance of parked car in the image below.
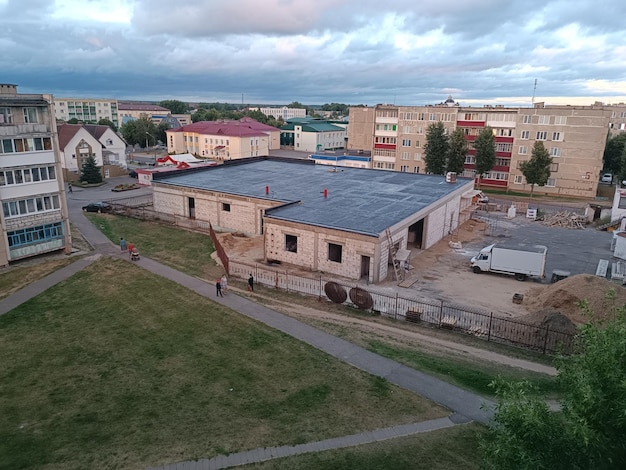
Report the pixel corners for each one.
[82,202,112,213]
[601,173,613,184]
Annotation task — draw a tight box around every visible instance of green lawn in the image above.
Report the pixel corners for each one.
[243,422,485,470]
[0,258,448,469]
[84,213,216,277]
[0,257,76,300]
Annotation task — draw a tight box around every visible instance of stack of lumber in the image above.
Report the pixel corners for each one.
[540,211,586,229]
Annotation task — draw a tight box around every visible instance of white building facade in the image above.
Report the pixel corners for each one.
[0,84,71,266]
[54,97,120,128]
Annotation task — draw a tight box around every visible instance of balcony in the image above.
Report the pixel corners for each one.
[0,123,49,136]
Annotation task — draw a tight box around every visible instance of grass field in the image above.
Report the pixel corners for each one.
[84,213,217,277]
[0,258,451,469]
[0,257,76,300]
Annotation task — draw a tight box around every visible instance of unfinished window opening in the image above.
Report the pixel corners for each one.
[222,203,230,212]
[285,234,298,253]
[328,243,342,263]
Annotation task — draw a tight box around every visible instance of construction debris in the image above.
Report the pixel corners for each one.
[539,211,586,229]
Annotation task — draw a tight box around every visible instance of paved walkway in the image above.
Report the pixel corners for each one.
[2,204,496,469]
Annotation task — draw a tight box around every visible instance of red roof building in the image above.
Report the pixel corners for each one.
[166,118,280,159]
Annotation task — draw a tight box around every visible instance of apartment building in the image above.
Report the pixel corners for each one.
[607,103,626,136]
[54,97,119,127]
[0,84,71,266]
[348,99,612,198]
[251,106,307,120]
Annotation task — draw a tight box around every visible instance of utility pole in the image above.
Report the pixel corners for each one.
[531,79,538,105]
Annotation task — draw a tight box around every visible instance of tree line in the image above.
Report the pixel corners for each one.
[424,122,552,195]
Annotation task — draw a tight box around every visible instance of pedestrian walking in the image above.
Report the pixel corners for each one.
[216,279,223,297]
[127,242,135,258]
[120,237,127,252]
[67,182,73,194]
[220,274,228,294]
[247,273,254,292]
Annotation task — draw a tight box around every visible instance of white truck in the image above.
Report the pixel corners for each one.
[470,243,548,281]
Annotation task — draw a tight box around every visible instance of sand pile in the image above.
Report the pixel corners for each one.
[522,274,626,325]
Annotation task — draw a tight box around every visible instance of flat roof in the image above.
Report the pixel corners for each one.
[154,159,473,236]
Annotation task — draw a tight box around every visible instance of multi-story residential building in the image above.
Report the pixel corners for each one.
[607,103,626,135]
[166,118,280,159]
[54,97,119,127]
[0,84,71,266]
[348,99,612,198]
[251,106,307,120]
[508,103,611,198]
[117,102,191,128]
[280,118,347,152]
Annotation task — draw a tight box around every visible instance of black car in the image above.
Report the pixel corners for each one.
[82,202,112,213]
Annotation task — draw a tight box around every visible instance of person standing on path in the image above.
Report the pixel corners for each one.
[216,279,223,297]
[120,237,127,252]
[220,274,228,295]
[247,274,254,292]
[67,182,73,194]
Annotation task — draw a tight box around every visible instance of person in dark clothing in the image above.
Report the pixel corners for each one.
[67,182,73,193]
[216,279,223,297]
[247,274,254,292]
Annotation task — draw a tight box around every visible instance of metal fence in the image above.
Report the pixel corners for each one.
[229,259,575,355]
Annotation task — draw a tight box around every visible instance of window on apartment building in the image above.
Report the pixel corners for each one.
[552,132,562,141]
[429,113,437,121]
[550,147,561,157]
[402,139,411,147]
[495,158,510,167]
[328,243,343,263]
[7,222,64,248]
[415,140,421,148]
[523,115,532,124]
[23,107,38,123]
[514,175,524,184]
[519,146,528,155]
[222,203,231,212]
[496,143,512,152]
[554,116,567,125]
[536,131,547,140]
[418,113,426,120]
[0,107,13,124]
[413,167,420,173]
[0,137,51,154]
[401,152,410,160]
[546,178,556,187]
[285,234,298,253]
[416,127,423,134]
[538,115,551,125]
[464,155,475,164]
[2,194,60,218]
[414,153,421,161]
[400,165,409,172]
[550,163,559,172]
[521,130,530,139]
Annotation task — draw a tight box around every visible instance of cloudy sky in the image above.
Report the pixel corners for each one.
[2,0,626,107]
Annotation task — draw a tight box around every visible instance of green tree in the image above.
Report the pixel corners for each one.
[159,100,188,114]
[424,122,449,175]
[481,295,626,470]
[446,127,468,174]
[67,118,80,124]
[474,127,496,188]
[80,155,103,184]
[245,109,269,124]
[97,118,118,132]
[120,117,158,148]
[519,141,552,197]
[604,133,626,175]
[618,145,626,186]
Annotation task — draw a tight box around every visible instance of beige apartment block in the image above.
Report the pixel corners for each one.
[509,103,611,198]
[607,103,626,136]
[349,99,613,198]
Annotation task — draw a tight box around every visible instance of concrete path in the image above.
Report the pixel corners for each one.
[1,195,496,468]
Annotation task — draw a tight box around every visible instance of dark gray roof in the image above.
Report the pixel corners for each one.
[154,159,473,237]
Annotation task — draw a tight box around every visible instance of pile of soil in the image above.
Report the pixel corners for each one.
[522,274,626,325]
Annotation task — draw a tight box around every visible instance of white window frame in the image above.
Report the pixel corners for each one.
[514,175,523,184]
[520,130,529,139]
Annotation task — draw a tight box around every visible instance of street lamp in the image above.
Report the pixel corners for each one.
[145,131,157,166]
